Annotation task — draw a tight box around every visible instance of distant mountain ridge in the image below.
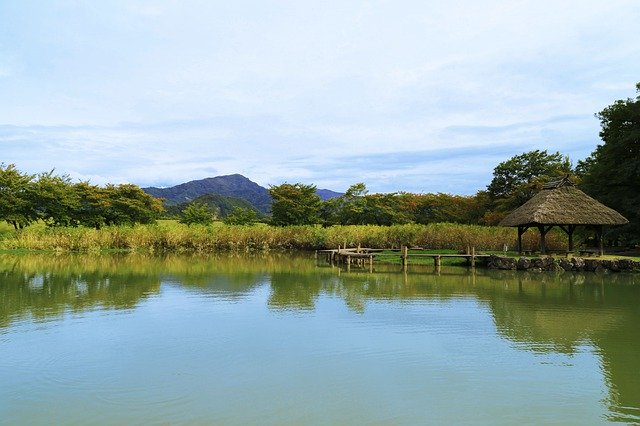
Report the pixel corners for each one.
[143,174,341,214]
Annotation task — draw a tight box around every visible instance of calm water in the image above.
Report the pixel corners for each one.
[1,253,639,425]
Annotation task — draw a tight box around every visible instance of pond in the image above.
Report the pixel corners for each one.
[1,253,639,425]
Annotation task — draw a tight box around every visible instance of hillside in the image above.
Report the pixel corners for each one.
[144,174,272,214]
[164,193,260,218]
[144,174,342,214]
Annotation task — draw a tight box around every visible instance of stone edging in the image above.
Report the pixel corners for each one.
[487,255,640,272]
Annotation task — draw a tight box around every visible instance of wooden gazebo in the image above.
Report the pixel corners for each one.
[499,177,628,255]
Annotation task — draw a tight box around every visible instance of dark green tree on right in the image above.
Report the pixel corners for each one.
[578,83,640,243]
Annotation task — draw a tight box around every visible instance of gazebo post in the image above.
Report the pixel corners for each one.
[597,225,604,256]
[537,225,553,254]
[558,224,577,252]
[517,226,528,255]
[537,225,546,254]
[568,224,576,252]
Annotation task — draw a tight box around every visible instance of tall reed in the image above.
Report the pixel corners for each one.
[0,222,566,253]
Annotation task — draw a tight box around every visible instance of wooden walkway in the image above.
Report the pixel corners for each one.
[317,246,490,271]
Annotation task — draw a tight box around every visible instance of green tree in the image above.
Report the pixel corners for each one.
[223,207,258,225]
[72,182,110,228]
[31,170,80,226]
[407,192,485,225]
[340,183,369,225]
[180,202,216,226]
[0,164,34,229]
[269,183,321,226]
[104,184,165,226]
[578,83,640,243]
[486,150,572,216]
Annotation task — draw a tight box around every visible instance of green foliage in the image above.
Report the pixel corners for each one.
[224,207,258,225]
[179,202,216,226]
[165,193,258,219]
[404,192,486,225]
[578,82,640,243]
[269,183,322,226]
[486,150,572,220]
[320,184,484,226]
[72,182,109,229]
[31,170,80,226]
[0,163,34,229]
[104,184,165,226]
[0,165,164,229]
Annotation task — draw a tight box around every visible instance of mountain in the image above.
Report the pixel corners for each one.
[144,174,272,214]
[317,189,342,200]
[143,174,343,214]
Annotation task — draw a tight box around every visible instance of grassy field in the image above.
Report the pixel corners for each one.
[0,220,568,253]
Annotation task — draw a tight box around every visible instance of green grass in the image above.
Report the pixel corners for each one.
[0,221,569,253]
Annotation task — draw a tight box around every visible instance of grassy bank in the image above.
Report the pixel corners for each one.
[0,221,566,253]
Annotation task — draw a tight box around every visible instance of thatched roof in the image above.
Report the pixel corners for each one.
[499,181,629,227]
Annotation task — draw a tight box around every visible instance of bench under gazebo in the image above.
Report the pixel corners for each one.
[499,177,628,255]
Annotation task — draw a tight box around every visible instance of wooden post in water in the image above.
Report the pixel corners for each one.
[401,246,409,272]
[434,255,441,270]
[369,255,373,273]
[471,246,476,268]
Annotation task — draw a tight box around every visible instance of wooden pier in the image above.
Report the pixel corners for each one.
[317,245,490,272]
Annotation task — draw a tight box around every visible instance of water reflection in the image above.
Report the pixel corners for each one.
[0,253,638,422]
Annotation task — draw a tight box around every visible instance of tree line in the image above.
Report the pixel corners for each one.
[0,165,164,229]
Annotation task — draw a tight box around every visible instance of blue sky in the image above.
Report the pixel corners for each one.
[1,0,639,194]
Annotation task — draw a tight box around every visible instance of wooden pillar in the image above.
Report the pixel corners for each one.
[558,224,577,253]
[517,226,528,255]
[537,225,552,254]
[568,225,576,252]
[471,246,476,268]
[597,225,604,256]
[401,246,409,272]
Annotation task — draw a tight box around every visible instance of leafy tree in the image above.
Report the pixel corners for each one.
[407,192,485,225]
[361,193,411,225]
[31,170,80,226]
[269,183,322,226]
[223,207,258,225]
[486,150,572,217]
[0,163,34,229]
[180,202,216,226]
[578,83,640,243]
[333,183,369,225]
[72,182,110,228]
[104,184,165,226]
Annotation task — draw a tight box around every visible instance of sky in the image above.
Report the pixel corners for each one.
[1,0,639,195]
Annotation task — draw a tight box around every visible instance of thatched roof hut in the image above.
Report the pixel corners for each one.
[499,177,628,254]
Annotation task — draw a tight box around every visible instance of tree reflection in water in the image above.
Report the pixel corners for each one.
[0,253,638,422]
